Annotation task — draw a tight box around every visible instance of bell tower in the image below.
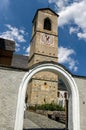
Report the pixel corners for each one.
[27,8,59,106]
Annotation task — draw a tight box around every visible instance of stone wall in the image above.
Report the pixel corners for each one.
[36,110,66,124]
[27,78,58,105]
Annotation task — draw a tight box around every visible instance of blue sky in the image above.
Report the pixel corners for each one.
[0,0,86,76]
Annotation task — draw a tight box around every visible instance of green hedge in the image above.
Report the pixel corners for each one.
[29,103,65,111]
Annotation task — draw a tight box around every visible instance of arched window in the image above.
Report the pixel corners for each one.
[44,18,51,31]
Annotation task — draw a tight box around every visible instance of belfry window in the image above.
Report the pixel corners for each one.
[44,18,51,31]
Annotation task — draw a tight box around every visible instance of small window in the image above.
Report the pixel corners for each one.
[44,82,47,85]
[44,18,51,31]
[58,92,60,97]
[64,92,67,99]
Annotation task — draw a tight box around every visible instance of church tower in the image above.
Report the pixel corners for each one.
[27,8,59,106]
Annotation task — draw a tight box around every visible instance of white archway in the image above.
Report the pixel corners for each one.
[14,62,80,130]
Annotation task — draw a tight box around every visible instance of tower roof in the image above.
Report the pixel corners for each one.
[32,8,59,23]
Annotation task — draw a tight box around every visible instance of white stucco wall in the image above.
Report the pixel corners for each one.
[74,77,86,130]
[0,67,26,130]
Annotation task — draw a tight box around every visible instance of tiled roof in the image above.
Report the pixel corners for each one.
[11,54,29,69]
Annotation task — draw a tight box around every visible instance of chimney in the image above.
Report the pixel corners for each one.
[0,38,15,66]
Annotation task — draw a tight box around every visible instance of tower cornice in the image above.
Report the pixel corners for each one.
[32,8,59,23]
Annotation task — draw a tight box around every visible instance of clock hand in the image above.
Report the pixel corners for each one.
[47,36,49,41]
[45,35,49,41]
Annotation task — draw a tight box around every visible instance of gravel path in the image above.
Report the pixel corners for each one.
[23,111,65,130]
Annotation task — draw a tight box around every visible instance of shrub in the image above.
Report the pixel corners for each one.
[29,103,65,111]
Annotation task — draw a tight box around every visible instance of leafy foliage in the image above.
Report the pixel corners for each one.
[29,103,65,111]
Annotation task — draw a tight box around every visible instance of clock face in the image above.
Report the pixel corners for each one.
[41,33,54,46]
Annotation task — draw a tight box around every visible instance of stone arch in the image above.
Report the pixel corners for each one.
[14,62,80,130]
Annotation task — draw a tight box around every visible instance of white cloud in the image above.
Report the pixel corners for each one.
[15,43,21,52]
[77,32,86,39]
[48,0,86,40]
[48,0,69,11]
[58,46,78,72]
[58,46,75,63]
[25,46,30,56]
[0,24,27,52]
[5,24,26,42]
[69,27,79,34]
[58,1,86,27]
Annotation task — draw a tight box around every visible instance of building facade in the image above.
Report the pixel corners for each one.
[27,8,59,106]
[58,80,68,107]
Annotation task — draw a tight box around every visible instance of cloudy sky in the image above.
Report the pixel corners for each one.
[0,0,86,76]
